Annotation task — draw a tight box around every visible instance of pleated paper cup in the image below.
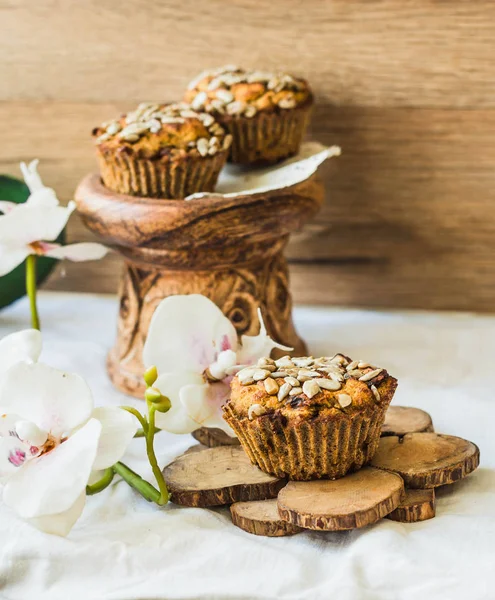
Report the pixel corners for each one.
[96,148,229,199]
[223,396,392,481]
[223,101,313,166]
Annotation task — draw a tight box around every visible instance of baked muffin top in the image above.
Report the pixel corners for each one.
[226,354,397,423]
[184,65,312,119]
[92,102,232,160]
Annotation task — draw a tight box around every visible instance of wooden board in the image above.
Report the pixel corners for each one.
[371,433,480,489]
[192,428,240,448]
[381,406,434,437]
[162,446,285,507]
[386,489,436,523]
[277,467,404,531]
[230,499,302,537]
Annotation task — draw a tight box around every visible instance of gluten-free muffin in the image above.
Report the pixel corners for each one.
[184,66,313,165]
[223,354,398,481]
[92,102,232,199]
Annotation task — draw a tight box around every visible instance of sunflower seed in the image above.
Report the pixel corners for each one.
[197,138,209,157]
[337,394,352,408]
[346,360,359,372]
[358,361,372,369]
[330,372,345,383]
[208,146,218,155]
[199,113,215,127]
[223,134,233,149]
[207,136,218,147]
[371,385,381,402]
[226,101,246,115]
[238,368,256,383]
[180,110,199,119]
[315,378,342,391]
[292,357,314,368]
[258,357,275,366]
[244,105,257,118]
[248,403,266,420]
[359,368,383,382]
[278,382,291,401]
[253,369,270,381]
[331,354,348,366]
[299,369,320,378]
[303,380,320,399]
[275,356,294,368]
[191,92,208,111]
[278,96,297,109]
[347,369,364,378]
[264,378,279,395]
[96,133,112,143]
[209,99,226,113]
[106,121,121,135]
[271,371,289,378]
[289,387,303,396]
[267,78,280,91]
[122,134,140,143]
[215,89,234,104]
[284,377,299,386]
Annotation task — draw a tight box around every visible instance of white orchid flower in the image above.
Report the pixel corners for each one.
[0,329,41,379]
[0,160,107,277]
[143,294,291,435]
[0,361,137,536]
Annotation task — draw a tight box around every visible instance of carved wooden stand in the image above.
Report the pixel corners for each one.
[75,174,324,398]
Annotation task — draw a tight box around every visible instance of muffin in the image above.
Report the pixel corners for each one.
[92,102,232,199]
[184,66,313,165]
[223,354,398,480]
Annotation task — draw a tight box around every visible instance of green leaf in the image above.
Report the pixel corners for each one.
[0,174,65,310]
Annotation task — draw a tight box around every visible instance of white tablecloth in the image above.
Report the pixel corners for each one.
[0,292,493,600]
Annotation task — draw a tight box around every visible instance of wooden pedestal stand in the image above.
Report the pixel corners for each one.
[75,173,324,398]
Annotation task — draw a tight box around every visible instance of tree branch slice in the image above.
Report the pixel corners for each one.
[386,488,436,522]
[230,499,302,537]
[163,446,285,507]
[277,467,404,531]
[371,433,480,488]
[381,406,434,437]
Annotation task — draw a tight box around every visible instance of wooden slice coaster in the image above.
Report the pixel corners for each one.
[192,427,240,447]
[371,433,480,488]
[381,406,434,437]
[230,499,303,537]
[277,467,404,531]
[386,489,436,523]
[163,446,285,507]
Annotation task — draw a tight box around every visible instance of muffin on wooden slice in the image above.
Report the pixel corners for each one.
[223,354,398,481]
[184,65,313,165]
[92,102,232,199]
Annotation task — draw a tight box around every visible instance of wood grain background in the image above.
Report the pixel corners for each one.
[2,0,495,311]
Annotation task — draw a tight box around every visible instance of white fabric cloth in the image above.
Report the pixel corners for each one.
[0,292,493,600]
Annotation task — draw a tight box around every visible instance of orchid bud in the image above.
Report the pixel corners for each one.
[145,387,172,413]
[143,365,158,388]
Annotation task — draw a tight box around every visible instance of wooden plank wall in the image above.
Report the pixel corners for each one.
[2,1,495,311]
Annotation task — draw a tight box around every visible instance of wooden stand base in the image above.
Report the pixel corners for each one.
[76,174,323,398]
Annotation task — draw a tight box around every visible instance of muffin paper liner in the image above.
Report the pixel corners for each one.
[225,103,313,166]
[223,401,391,481]
[96,149,228,199]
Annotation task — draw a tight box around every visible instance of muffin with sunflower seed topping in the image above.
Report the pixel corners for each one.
[184,66,313,165]
[92,102,232,199]
[223,354,397,480]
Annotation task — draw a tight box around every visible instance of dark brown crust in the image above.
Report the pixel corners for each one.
[386,489,436,522]
[371,433,480,488]
[230,499,302,537]
[192,427,240,447]
[381,406,434,437]
[162,446,285,507]
[277,467,404,531]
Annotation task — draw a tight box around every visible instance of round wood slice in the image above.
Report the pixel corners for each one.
[163,446,285,507]
[386,488,436,523]
[371,433,480,488]
[230,499,302,537]
[192,427,240,447]
[277,467,404,531]
[381,406,434,437]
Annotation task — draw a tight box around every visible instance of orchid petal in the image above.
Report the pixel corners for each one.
[0,362,94,438]
[181,380,234,434]
[0,244,29,277]
[0,413,23,438]
[143,295,238,375]
[0,329,42,378]
[154,371,204,434]
[3,418,101,518]
[91,407,137,470]
[237,308,293,365]
[20,160,44,193]
[28,492,86,537]
[25,188,60,209]
[43,242,108,262]
[0,201,16,214]
[0,202,75,246]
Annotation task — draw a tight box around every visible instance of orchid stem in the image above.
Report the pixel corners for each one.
[26,254,40,330]
[112,461,161,504]
[145,404,169,506]
[121,406,148,433]
[134,426,159,438]
[86,467,114,495]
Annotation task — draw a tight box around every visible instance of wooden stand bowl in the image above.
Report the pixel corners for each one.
[75,173,324,398]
